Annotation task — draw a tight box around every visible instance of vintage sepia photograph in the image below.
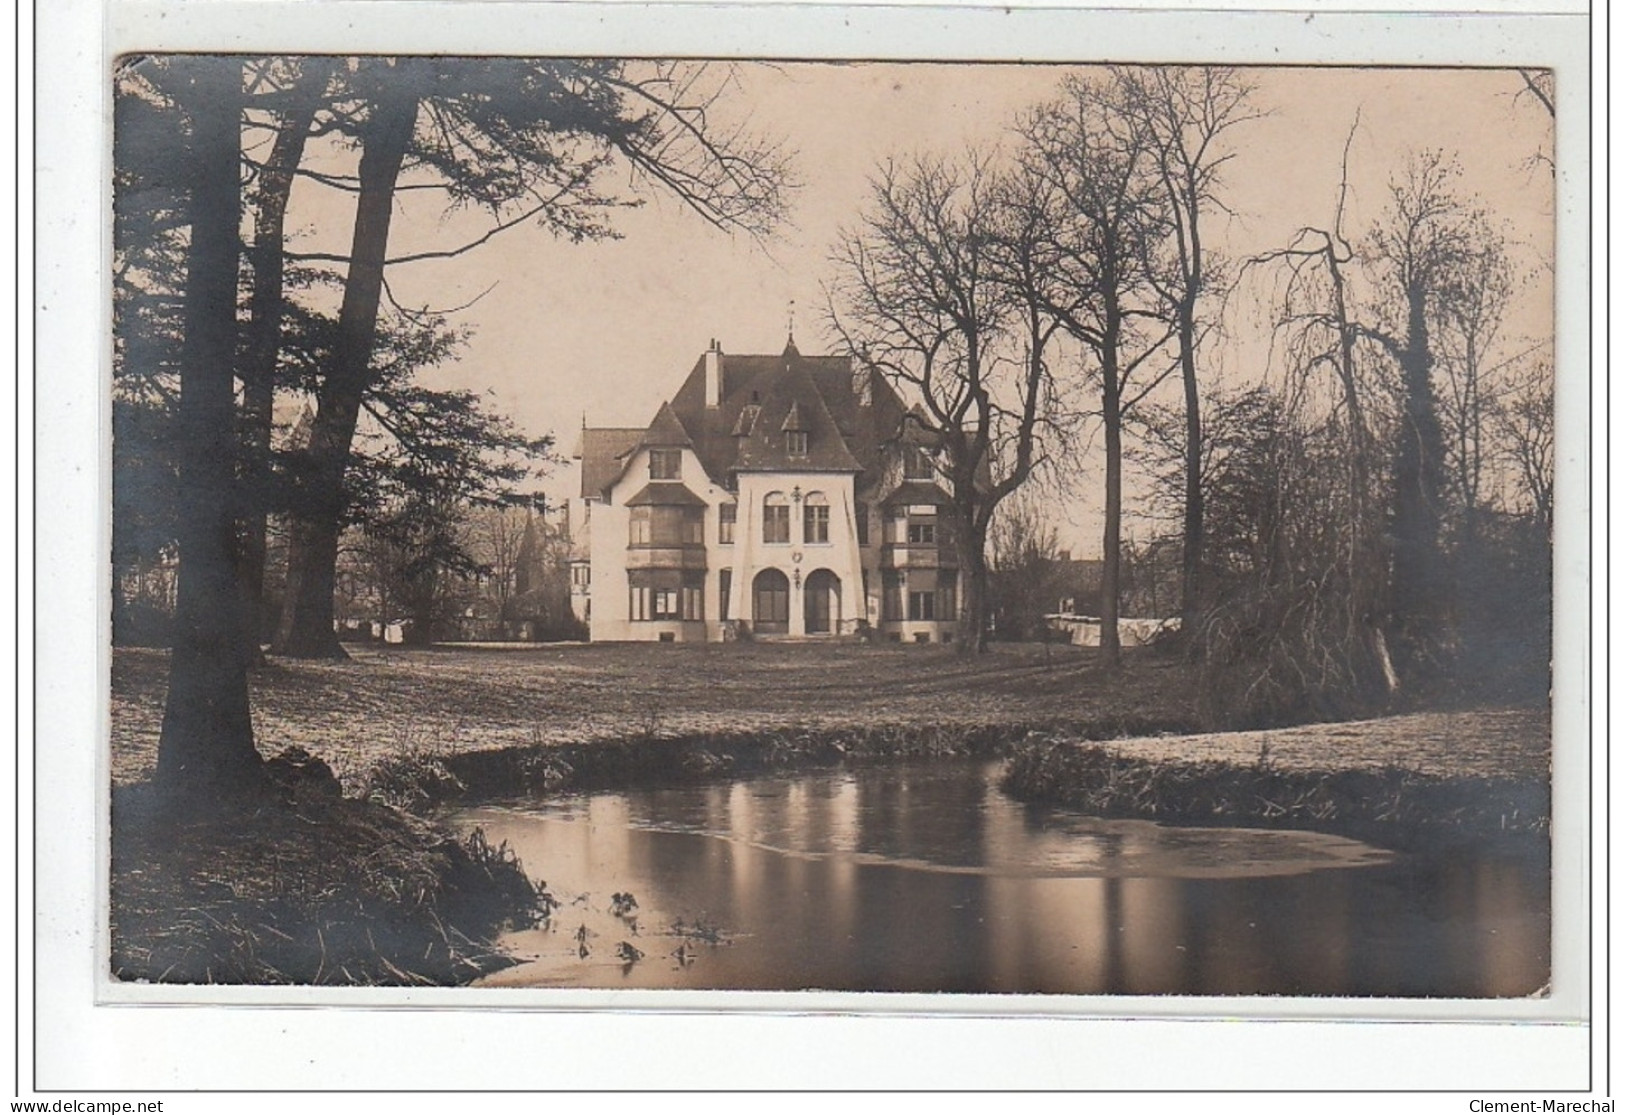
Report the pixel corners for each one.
[107,54,1558,1001]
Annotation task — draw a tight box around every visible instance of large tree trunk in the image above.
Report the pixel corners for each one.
[156,59,263,796]
[273,85,418,658]
[955,515,990,655]
[1388,288,1450,679]
[238,64,326,662]
[1099,334,1123,669]
[1177,308,1203,631]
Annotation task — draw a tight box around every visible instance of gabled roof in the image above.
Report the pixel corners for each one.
[639,401,694,449]
[670,344,910,483]
[575,427,645,499]
[578,339,924,499]
[734,364,861,473]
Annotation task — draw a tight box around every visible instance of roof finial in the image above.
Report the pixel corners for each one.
[784,300,800,358]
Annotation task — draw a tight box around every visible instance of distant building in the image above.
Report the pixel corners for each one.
[571,336,962,643]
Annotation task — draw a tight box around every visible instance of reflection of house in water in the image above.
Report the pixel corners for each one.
[571,336,963,643]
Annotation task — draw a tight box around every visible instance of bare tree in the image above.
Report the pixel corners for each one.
[1112,65,1261,630]
[1497,359,1555,534]
[1513,68,1556,178]
[1433,226,1518,548]
[987,489,1065,642]
[1248,115,1394,695]
[470,503,533,606]
[1020,75,1178,669]
[827,151,1069,652]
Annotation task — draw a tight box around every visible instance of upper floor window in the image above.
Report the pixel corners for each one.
[803,493,830,544]
[904,446,934,479]
[649,448,681,480]
[629,506,652,546]
[763,492,790,544]
[681,508,705,545]
[719,502,737,544]
[786,430,809,457]
[907,521,936,546]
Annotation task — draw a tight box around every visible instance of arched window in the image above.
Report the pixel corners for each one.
[803,491,830,544]
[762,491,790,544]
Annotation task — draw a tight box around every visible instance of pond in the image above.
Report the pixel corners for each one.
[455,760,1549,997]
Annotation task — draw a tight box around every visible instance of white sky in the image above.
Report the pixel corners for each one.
[284,62,1555,555]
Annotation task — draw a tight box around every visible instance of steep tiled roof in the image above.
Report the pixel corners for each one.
[734,364,862,472]
[639,401,694,449]
[668,344,910,486]
[582,341,919,499]
[575,427,645,500]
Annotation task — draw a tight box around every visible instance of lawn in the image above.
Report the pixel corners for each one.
[110,640,1194,786]
[110,640,1549,789]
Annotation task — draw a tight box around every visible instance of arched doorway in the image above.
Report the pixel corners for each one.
[804,568,841,635]
[752,568,790,635]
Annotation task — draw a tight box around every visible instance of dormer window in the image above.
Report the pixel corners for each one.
[649,448,681,480]
[787,430,809,457]
[904,446,933,479]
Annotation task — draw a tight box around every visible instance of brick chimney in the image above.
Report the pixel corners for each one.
[704,338,723,408]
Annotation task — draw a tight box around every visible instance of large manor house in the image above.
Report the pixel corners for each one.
[569,336,962,643]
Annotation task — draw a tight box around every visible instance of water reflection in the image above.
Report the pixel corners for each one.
[461,761,1549,996]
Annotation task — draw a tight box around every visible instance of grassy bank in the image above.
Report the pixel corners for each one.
[359,716,1198,811]
[1000,730,1550,851]
[111,755,551,986]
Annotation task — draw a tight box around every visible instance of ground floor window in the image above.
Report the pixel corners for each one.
[908,590,935,621]
[882,571,903,622]
[654,588,680,619]
[681,571,704,621]
[719,569,732,620]
[630,569,705,622]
